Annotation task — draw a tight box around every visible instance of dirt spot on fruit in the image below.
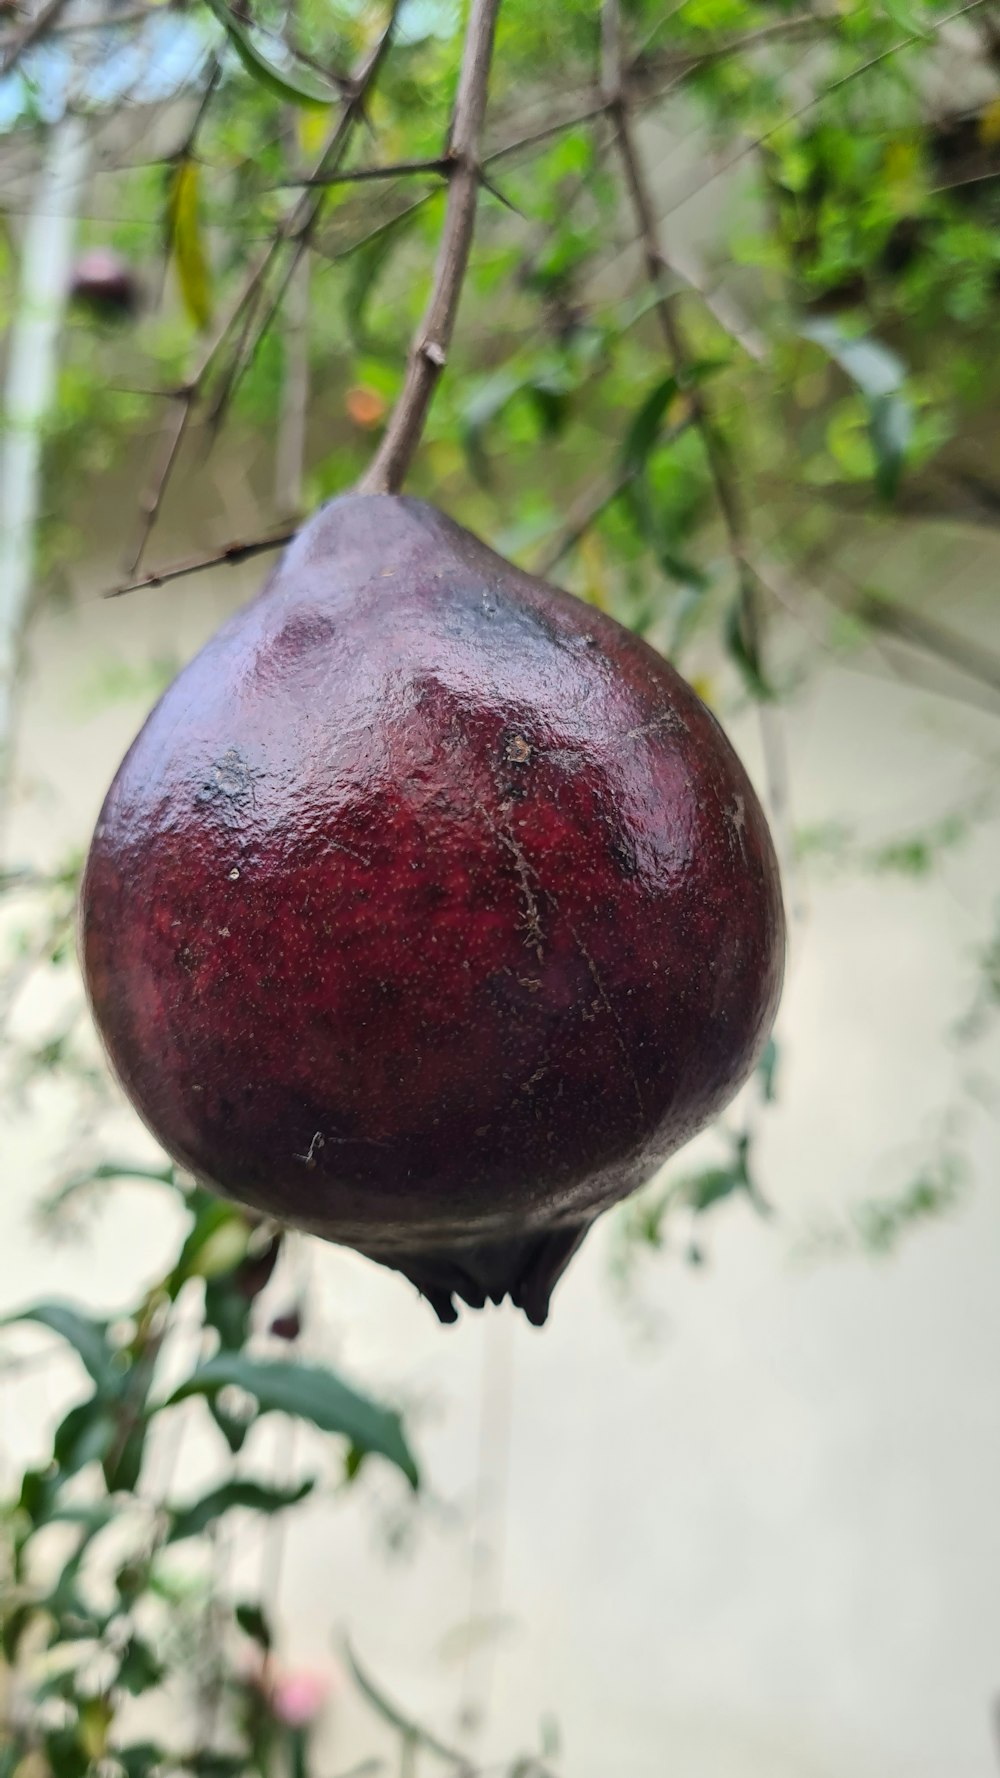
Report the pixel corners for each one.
[504,733,533,765]
[197,747,263,823]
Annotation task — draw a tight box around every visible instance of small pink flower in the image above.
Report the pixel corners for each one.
[271,1669,330,1728]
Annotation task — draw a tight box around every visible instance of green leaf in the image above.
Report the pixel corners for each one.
[682,1165,746,1213]
[235,1600,272,1650]
[757,1037,780,1103]
[167,1477,315,1543]
[724,589,772,700]
[869,390,913,501]
[1,1301,116,1392]
[167,1357,419,1488]
[54,1397,118,1473]
[184,1757,248,1778]
[344,203,428,349]
[113,1744,166,1778]
[621,374,682,473]
[800,319,912,500]
[165,1190,250,1298]
[203,0,340,107]
[117,1635,166,1696]
[169,160,213,333]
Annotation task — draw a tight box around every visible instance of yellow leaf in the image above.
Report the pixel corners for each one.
[297,108,329,159]
[690,674,715,706]
[979,96,1000,146]
[169,159,212,333]
[578,529,610,611]
[79,1697,113,1762]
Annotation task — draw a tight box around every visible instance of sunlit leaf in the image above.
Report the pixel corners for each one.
[168,159,213,333]
[203,0,340,107]
[801,319,912,500]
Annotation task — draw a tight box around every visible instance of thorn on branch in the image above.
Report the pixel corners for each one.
[105,531,296,600]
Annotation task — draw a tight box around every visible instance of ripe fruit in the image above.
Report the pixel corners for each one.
[81,496,784,1324]
[69,249,139,321]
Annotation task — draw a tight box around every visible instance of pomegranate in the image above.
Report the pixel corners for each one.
[81,496,784,1324]
[69,249,140,320]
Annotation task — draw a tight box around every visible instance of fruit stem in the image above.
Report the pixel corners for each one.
[358,0,504,496]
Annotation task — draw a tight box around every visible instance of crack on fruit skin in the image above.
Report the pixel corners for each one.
[728,793,749,862]
[473,794,545,963]
[625,712,683,743]
[323,835,369,866]
[564,915,646,1125]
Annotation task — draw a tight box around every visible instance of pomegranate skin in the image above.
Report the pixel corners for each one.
[69,250,140,320]
[81,495,784,1323]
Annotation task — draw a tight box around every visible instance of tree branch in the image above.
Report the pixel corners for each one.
[602,3,761,649]
[104,532,295,600]
[0,0,71,78]
[358,0,504,495]
[602,0,790,850]
[124,0,402,575]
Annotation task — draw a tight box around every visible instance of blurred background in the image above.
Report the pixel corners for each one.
[2,2,1000,1776]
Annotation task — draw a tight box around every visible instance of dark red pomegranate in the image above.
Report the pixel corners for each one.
[70,249,140,320]
[81,496,784,1324]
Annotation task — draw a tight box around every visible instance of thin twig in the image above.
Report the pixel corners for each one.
[358,0,505,495]
[632,11,829,80]
[105,531,295,599]
[204,3,404,444]
[274,155,452,190]
[654,0,990,227]
[0,0,70,78]
[603,5,762,655]
[602,0,790,847]
[124,0,402,574]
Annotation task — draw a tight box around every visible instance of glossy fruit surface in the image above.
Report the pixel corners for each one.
[81,495,784,1322]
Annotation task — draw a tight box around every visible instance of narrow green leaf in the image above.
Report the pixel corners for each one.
[801,318,912,500]
[621,374,681,474]
[869,391,912,501]
[1,1301,116,1392]
[235,1600,272,1650]
[757,1037,780,1103]
[203,0,339,107]
[169,160,213,333]
[724,594,771,700]
[344,203,428,348]
[620,359,723,475]
[168,1477,315,1543]
[166,1356,419,1488]
[682,1165,746,1213]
